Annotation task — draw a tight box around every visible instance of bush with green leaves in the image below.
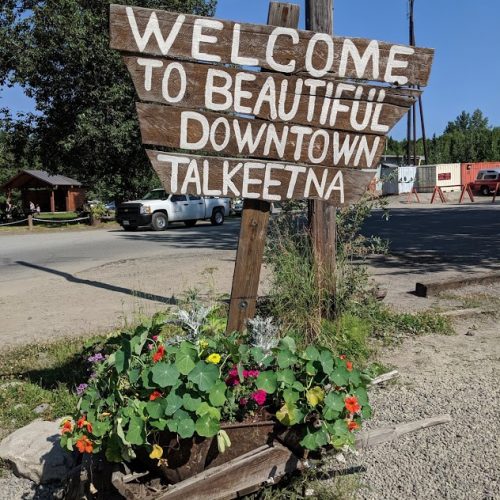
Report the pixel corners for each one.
[60,313,371,462]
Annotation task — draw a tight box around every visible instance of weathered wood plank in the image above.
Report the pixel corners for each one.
[415,271,500,297]
[146,150,375,205]
[156,443,302,500]
[137,103,386,168]
[110,4,434,86]
[123,56,418,134]
[354,414,452,450]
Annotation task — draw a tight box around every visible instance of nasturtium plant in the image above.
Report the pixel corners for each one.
[60,309,372,463]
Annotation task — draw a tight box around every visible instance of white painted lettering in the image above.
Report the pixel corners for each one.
[192,19,223,63]
[305,33,334,78]
[242,163,264,198]
[231,24,259,66]
[339,39,379,79]
[126,8,184,55]
[179,111,209,150]
[181,159,202,193]
[384,45,414,85]
[263,164,284,201]
[234,72,256,114]
[266,27,298,72]
[324,170,344,202]
[137,58,163,91]
[205,69,233,111]
[161,62,186,103]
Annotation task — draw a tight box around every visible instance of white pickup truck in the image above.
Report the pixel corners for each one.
[116,189,231,231]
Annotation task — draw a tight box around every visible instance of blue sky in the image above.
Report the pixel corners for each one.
[1,0,499,139]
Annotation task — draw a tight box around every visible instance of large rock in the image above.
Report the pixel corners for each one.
[0,419,75,484]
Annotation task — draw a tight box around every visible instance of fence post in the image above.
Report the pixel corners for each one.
[28,214,33,230]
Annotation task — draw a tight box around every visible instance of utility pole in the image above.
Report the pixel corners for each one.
[306,0,336,324]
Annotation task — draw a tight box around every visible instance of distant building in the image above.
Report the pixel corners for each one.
[378,154,425,167]
[1,170,86,212]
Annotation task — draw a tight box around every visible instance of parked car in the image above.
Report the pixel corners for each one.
[231,198,244,215]
[470,169,500,195]
[116,189,231,231]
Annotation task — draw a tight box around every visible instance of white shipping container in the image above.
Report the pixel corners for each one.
[435,163,461,192]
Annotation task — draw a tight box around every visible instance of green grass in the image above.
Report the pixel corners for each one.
[36,211,79,220]
[0,336,105,439]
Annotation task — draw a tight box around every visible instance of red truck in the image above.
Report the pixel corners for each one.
[470,168,500,195]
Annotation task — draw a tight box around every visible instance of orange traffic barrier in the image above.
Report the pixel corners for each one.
[459,183,475,204]
[430,185,447,204]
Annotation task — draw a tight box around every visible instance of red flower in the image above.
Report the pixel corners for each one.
[345,396,361,414]
[225,367,240,386]
[60,420,73,435]
[239,397,248,406]
[346,361,353,372]
[150,390,162,401]
[76,436,94,454]
[153,345,165,363]
[339,354,346,360]
[348,420,360,432]
[251,389,267,406]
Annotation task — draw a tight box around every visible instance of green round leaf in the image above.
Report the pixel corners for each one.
[183,393,202,412]
[146,400,164,419]
[331,367,348,387]
[165,392,183,416]
[187,361,219,392]
[277,349,297,369]
[177,417,195,438]
[324,392,345,412]
[195,414,220,438]
[319,350,333,374]
[151,363,180,387]
[278,336,297,353]
[256,371,277,394]
[175,351,196,375]
[209,381,227,407]
[303,345,320,361]
[277,369,296,385]
[125,416,145,446]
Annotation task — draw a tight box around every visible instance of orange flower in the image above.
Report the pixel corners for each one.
[345,396,361,414]
[150,390,162,401]
[75,436,94,454]
[348,420,360,432]
[60,419,73,435]
[153,345,165,363]
[346,361,353,372]
[77,416,92,433]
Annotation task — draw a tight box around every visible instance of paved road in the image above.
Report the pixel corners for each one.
[1,203,499,346]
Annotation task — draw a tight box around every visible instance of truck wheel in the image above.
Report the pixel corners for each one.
[184,220,197,227]
[211,208,224,226]
[481,185,490,196]
[151,212,168,231]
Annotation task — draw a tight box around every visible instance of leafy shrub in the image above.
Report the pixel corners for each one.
[60,313,371,462]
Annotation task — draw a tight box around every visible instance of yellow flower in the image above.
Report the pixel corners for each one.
[206,353,221,364]
[306,386,325,407]
[149,444,163,460]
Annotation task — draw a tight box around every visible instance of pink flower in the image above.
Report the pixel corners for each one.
[152,335,159,341]
[239,397,248,406]
[147,343,154,351]
[243,370,260,378]
[251,389,267,406]
[225,366,241,386]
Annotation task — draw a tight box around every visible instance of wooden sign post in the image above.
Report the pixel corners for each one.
[109,2,434,332]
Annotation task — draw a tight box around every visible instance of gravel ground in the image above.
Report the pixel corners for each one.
[0,471,62,500]
[355,312,500,500]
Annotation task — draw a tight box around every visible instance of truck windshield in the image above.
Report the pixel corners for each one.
[142,190,169,200]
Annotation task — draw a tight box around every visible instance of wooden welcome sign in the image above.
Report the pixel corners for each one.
[110,4,433,205]
[110,2,433,332]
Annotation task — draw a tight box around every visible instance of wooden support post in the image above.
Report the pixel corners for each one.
[306,0,336,317]
[50,190,56,213]
[226,2,300,334]
[27,214,33,230]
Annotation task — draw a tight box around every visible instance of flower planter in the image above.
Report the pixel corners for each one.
[149,420,276,484]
